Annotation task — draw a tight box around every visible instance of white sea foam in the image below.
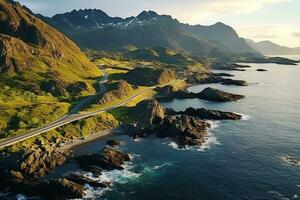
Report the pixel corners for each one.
[16,194,27,200]
[153,162,172,170]
[133,138,142,143]
[234,112,252,120]
[267,191,290,200]
[167,120,220,152]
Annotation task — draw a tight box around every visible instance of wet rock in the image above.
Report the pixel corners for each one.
[257,69,268,72]
[76,147,131,171]
[83,165,103,176]
[65,173,111,188]
[106,139,124,147]
[178,107,242,120]
[156,115,211,147]
[197,87,244,102]
[221,78,248,86]
[38,178,85,200]
[281,155,300,166]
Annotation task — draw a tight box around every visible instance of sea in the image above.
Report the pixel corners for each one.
[11,55,300,200]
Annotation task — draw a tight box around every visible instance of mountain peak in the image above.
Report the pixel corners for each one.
[137,10,159,20]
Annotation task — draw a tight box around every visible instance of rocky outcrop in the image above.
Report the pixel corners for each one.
[130,99,166,130]
[40,79,67,96]
[257,69,268,72]
[221,78,248,86]
[0,146,68,181]
[64,173,111,188]
[156,87,244,102]
[156,115,211,147]
[177,107,242,120]
[67,81,89,95]
[211,63,250,71]
[98,80,134,104]
[197,87,244,102]
[76,147,131,171]
[106,139,125,147]
[122,67,176,86]
[38,178,85,200]
[187,72,247,86]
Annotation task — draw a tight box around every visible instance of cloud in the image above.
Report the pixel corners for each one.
[237,24,300,47]
[253,34,278,39]
[292,32,300,38]
[18,0,291,23]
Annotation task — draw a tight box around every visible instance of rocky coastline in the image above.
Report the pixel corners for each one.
[0,80,246,199]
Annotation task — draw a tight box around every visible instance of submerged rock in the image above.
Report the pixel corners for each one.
[197,87,244,102]
[76,147,131,171]
[178,107,242,120]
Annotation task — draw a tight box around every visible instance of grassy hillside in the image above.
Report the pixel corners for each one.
[0,1,102,138]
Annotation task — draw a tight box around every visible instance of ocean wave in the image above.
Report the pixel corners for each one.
[267,191,290,200]
[153,162,172,170]
[167,121,220,152]
[234,112,252,120]
[133,138,143,143]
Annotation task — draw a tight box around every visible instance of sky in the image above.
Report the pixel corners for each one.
[18,0,300,47]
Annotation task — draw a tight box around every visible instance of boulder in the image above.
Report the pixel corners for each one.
[197,87,244,102]
[76,147,131,171]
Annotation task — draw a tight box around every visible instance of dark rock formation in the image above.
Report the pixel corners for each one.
[221,78,248,86]
[65,173,111,188]
[187,72,247,86]
[130,99,166,130]
[197,87,244,102]
[211,63,250,71]
[214,72,234,77]
[121,67,176,86]
[40,79,67,96]
[106,139,125,147]
[98,80,134,104]
[257,69,268,72]
[76,147,131,171]
[156,115,211,147]
[0,147,68,180]
[177,107,242,120]
[38,178,85,200]
[67,81,89,95]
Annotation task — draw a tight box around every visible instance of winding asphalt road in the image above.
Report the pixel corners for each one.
[0,70,158,148]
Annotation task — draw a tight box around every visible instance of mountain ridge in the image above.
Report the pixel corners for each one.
[41,9,260,58]
[245,38,300,55]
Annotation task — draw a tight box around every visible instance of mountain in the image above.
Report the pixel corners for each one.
[42,9,260,58]
[245,39,300,55]
[183,22,255,54]
[0,0,101,90]
[0,0,102,135]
